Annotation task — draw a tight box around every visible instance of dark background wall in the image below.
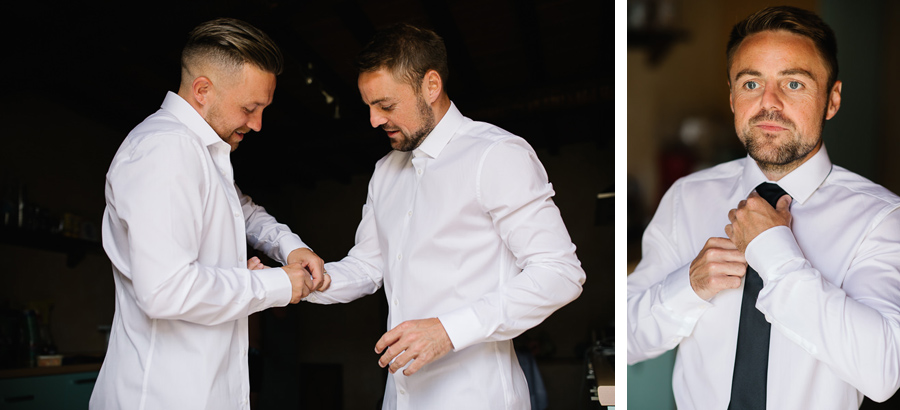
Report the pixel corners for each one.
[1,1,612,409]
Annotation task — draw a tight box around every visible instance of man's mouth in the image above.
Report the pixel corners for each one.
[754,122,789,132]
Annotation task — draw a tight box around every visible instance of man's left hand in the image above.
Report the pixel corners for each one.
[375,318,454,376]
[287,248,329,291]
[725,191,792,253]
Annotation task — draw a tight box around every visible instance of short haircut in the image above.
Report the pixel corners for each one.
[726,6,838,91]
[181,18,284,81]
[357,23,449,93]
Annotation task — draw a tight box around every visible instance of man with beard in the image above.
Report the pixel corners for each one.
[627,6,900,410]
[303,23,585,409]
[91,18,327,410]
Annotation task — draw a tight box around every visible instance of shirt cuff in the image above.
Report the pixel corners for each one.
[437,307,481,352]
[253,267,293,309]
[278,237,310,265]
[659,264,711,336]
[745,226,803,283]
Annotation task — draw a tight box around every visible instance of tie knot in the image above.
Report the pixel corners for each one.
[755,182,789,208]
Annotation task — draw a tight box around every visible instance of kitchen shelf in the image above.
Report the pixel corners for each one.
[0,226,102,268]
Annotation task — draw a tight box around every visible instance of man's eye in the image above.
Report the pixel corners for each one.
[745,81,759,90]
[788,81,802,90]
[381,105,394,111]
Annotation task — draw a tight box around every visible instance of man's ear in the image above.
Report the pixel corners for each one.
[825,80,842,120]
[192,76,213,106]
[422,70,443,104]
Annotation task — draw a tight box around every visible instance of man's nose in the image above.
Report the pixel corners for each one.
[248,111,263,132]
[369,108,387,128]
[760,84,784,111]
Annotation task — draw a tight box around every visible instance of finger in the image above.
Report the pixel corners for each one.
[318,273,332,291]
[379,343,407,369]
[724,224,734,239]
[403,357,424,376]
[776,194,792,211]
[300,274,314,299]
[747,191,761,200]
[706,259,748,278]
[706,237,739,250]
[307,261,325,292]
[703,248,745,264]
[389,350,412,374]
[711,273,743,291]
[375,327,402,356]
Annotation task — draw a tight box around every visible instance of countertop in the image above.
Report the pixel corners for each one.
[0,363,101,379]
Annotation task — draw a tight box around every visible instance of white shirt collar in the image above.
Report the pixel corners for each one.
[413,101,465,159]
[160,91,227,148]
[740,144,833,205]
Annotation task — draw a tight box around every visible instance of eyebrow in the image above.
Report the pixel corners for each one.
[733,69,762,82]
[779,68,816,80]
[733,68,817,82]
[361,97,390,106]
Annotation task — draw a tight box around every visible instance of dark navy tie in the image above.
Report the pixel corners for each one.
[728,182,788,410]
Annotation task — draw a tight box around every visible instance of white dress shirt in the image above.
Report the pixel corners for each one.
[91,92,302,410]
[627,146,900,409]
[306,102,585,410]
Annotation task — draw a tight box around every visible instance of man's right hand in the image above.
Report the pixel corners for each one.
[282,263,314,303]
[689,237,748,300]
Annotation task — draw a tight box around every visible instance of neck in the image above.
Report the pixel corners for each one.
[176,84,205,115]
[756,141,822,181]
[431,94,452,124]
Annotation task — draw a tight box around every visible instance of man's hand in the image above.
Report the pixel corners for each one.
[689,237,748,300]
[247,256,268,270]
[282,263,314,303]
[374,318,454,376]
[725,191,792,253]
[287,248,329,291]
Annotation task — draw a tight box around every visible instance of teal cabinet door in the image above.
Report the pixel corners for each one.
[0,371,98,410]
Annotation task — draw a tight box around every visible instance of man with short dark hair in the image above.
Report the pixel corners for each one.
[627,6,900,409]
[91,18,327,410]
[304,23,585,409]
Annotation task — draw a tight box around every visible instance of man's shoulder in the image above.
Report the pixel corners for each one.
[122,110,202,151]
[109,109,207,171]
[672,157,747,191]
[459,119,522,146]
[826,165,900,208]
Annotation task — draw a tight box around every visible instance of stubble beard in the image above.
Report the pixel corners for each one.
[206,101,243,152]
[739,108,823,175]
[392,94,435,152]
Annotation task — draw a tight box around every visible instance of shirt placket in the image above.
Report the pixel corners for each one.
[392,154,427,409]
[209,143,250,409]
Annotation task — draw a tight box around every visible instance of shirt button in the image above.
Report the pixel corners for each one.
[393,298,399,306]
[234,212,241,218]
[397,254,402,260]
[407,210,413,217]
[417,169,423,175]
[399,388,407,395]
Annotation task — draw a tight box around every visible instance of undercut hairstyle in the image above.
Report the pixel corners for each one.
[726,6,839,91]
[181,18,284,82]
[357,23,449,93]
